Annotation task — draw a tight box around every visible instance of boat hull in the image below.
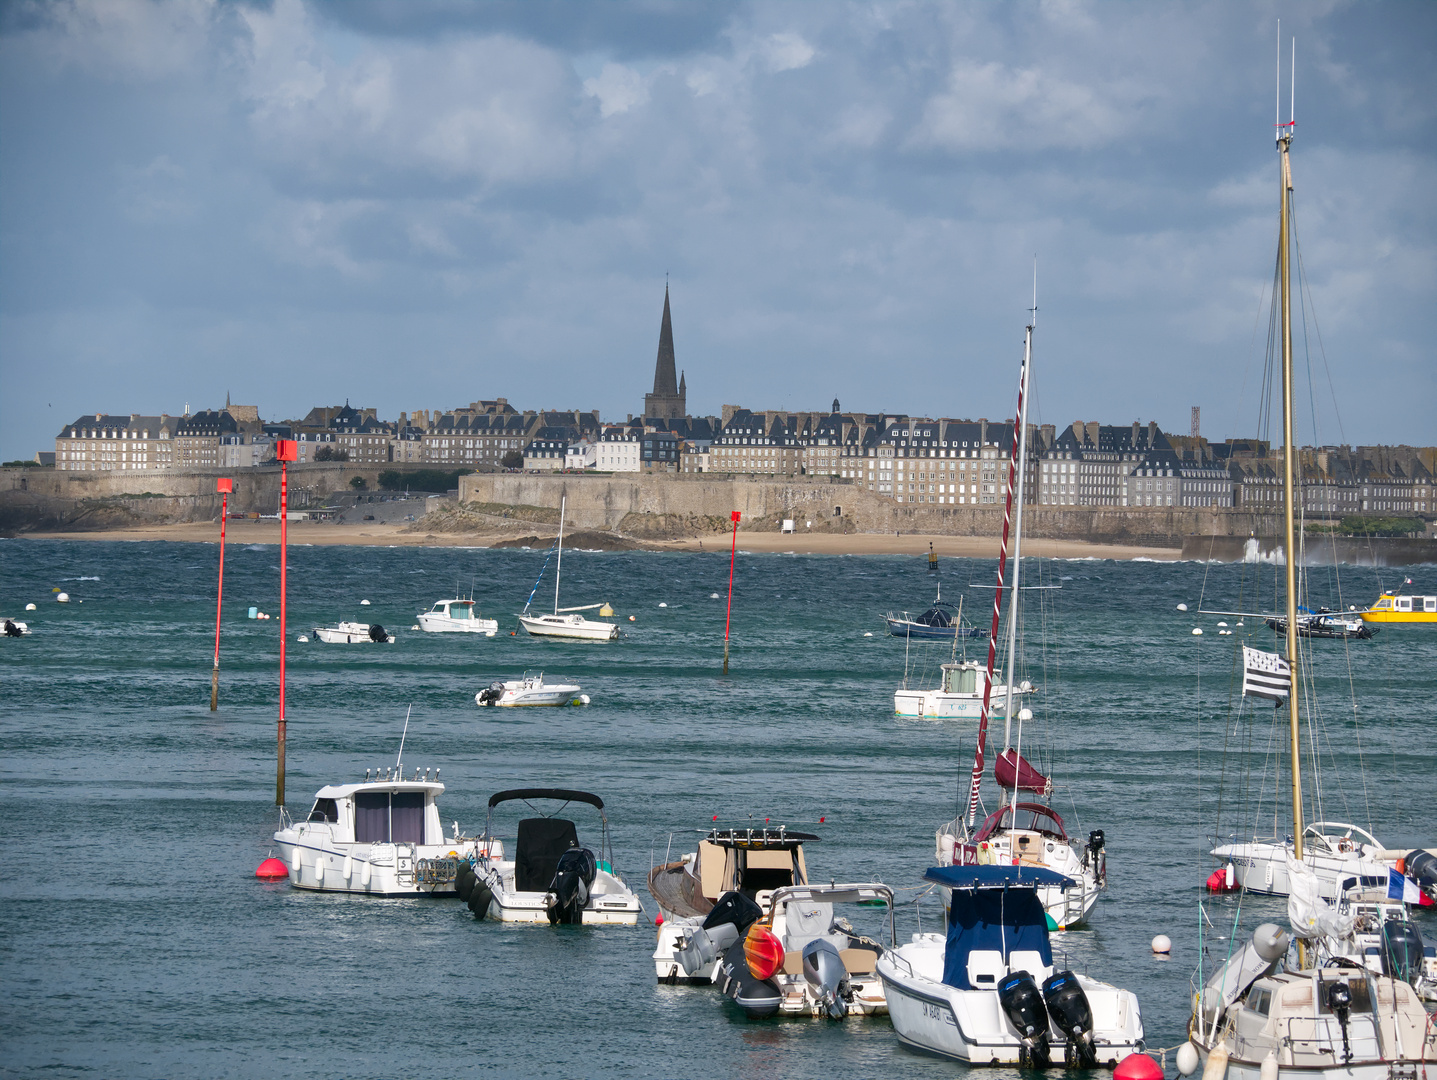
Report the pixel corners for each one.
[312,625,391,644]
[894,689,983,719]
[517,615,619,641]
[417,615,498,635]
[886,619,986,640]
[473,863,641,924]
[272,836,486,896]
[1209,840,1390,900]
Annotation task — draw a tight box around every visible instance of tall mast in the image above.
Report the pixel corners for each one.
[554,495,566,616]
[1005,316,1035,823]
[1277,49,1304,871]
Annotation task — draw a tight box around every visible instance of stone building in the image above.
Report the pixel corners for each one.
[642,285,687,420]
[54,413,176,472]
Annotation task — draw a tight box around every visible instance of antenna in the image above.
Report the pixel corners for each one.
[1276,21,1281,135]
[1290,37,1295,128]
[396,705,411,771]
[1030,257,1038,328]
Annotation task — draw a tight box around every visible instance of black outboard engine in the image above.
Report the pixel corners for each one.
[547,846,597,925]
[1085,830,1107,886]
[678,890,764,977]
[1326,979,1353,1062]
[997,970,1051,1068]
[1043,970,1097,1067]
[3,619,21,638]
[1405,850,1437,901]
[368,623,389,643]
[477,681,505,706]
[1381,919,1425,984]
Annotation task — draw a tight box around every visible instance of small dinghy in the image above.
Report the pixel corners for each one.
[312,620,393,644]
[650,825,820,984]
[877,865,1144,1066]
[271,767,496,896]
[462,788,641,925]
[691,882,894,1019]
[3,618,30,637]
[475,673,589,708]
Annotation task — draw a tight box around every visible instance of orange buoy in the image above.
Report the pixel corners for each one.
[255,857,289,881]
[1114,1053,1163,1080]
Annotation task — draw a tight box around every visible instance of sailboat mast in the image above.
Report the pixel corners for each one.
[1277,104,1304,866]
[554,495,566,616]
[1005,321,1034,823]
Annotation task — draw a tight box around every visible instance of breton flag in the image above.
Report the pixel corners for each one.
[1387,868,1435,906]
[1242,645,1291,703]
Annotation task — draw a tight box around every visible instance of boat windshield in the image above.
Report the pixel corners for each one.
[973,802,1068,843]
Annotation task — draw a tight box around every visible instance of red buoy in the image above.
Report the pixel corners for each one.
[255,857,289,881]
[655,914,664,926]
[1114,1053,1163,1080]
[1206,867,1237,892]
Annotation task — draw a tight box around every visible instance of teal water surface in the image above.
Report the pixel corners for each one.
[1,539,1433,1079]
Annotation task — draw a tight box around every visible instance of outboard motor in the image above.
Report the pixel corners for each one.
[1085,830,1107,886]
[368,623,389,643]
[476,681,505,706]
[678,890,763,977]
[1381,919,1425,984]
[1405,850,1437,901]
[997,970,1051,1068]
[801,939,850,1019]
[547,846,597,924]
[1325,979,1353,1062]
[1043,970,1097,1067]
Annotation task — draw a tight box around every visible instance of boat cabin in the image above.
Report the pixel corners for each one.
[429,599,478,621]
[296,780,449,847]
[940,661,985,695]
[695,828,815,904]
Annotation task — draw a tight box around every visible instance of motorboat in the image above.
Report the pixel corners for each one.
[650,825,819,983]
[461,788,641,925]
[3,618,30,637]
[688,882,894,1018]
[1265,607,1376,639]
[1297,870,1437,1002]
[516,495,618,642]
[418,598,498,636]
[937,801,1105,931]
[312,621,392,644]
[271,767,495,895]
[1360,586,1437,625]
[1210,822,1398,901]
[895,661,1032,720]
[885,584,986,641]
[1185,921,1437,1080]
[475,673,589,708]
[877,865,1144,1066]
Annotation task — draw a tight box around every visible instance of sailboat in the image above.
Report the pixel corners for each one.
[929,291,1105,932]
[515,495,619,641]
[1182,42,1437,1080]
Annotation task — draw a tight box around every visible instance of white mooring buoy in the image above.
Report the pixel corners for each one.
[1152,934,1171,955]
[1176,603,1188,612]
[1191,627,1203,635]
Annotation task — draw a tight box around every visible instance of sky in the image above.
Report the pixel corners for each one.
[1,0,1434,461]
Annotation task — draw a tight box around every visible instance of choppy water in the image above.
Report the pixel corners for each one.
[2,539,1434,1079]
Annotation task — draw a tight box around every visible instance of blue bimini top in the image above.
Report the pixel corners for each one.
[923,865,1072,990]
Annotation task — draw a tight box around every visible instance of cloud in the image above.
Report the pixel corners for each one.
[583,62,649,117]
[758,31,814,73]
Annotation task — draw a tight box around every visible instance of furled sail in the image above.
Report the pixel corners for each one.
[995,748,1052,796]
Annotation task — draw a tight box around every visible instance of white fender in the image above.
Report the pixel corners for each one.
[289,847,302,873]
[342,854,353,880]
[1176,1043,1199,1077]
[314,857,325,885]
[1259,1053,1278,1080]
[360,860,372,889]
[1201,1043,1229,1080]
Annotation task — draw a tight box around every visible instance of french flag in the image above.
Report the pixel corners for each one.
[1387,869,1434,906]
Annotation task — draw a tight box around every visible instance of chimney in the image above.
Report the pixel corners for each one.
[1148,420,1157,446]
[1132,421,1140,447]
[1086,421,1099,447]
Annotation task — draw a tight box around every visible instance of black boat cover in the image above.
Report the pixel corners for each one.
[515,817,580,892]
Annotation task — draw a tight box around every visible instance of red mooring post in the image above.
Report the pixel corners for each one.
[210,478,233,711]
[275,440,298,805]
[723,510,741,674]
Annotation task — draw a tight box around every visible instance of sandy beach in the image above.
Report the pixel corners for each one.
[15,518,1182,560]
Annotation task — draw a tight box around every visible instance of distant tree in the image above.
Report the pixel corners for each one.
[501,450,523,469]
[350,476,367,489]
[315,446,350,462]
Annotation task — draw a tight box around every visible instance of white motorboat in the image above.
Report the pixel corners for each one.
[877,865,1144,1067]
[936,802,1105,931]
[649,825,819,983]
[312,620,393,644]
[683,882,894,1019]
[516,495,618,642]
[418,599,498,636]
[272,767,497,895]
[475,673,589,708]
[461,788,641,925]
[1211,821,1396,901]
[3,618,30,637]
[895,661,1033,720]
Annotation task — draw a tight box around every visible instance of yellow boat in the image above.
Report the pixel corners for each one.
[1361,590,1437,624]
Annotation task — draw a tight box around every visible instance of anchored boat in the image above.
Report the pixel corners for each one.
[312,620,392,644]
[885,584,987,641]
[1360,585,1437,625]
[515,496,618,641]
[475,673,589,708]
[877,865,1143,1066]
[418,598,498,636]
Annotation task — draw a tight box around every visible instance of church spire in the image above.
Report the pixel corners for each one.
[643,283,687,419]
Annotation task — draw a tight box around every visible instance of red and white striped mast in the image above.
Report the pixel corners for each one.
[966,277,1036,827]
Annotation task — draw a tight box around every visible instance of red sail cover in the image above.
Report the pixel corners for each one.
[995,749,1052,795]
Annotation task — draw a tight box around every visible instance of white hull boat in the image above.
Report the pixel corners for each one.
[272,770,496,896]
[649,825,818,984]
[895,662,1033,720]
[475,673,589,708]
[877,865,1142,1066]
[517,613,618,641]
[418,599,498,635]
[462,788,640,925]
[1211,823,1395,901]
[3,618,30,637]
[682,883,894,1019]
[312,621,393,644]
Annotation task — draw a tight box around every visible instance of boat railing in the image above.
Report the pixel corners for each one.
[278,806,294,831]
[1225,1013,1386,1064]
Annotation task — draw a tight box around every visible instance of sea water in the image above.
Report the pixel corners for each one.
[1,539,1433,1079]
